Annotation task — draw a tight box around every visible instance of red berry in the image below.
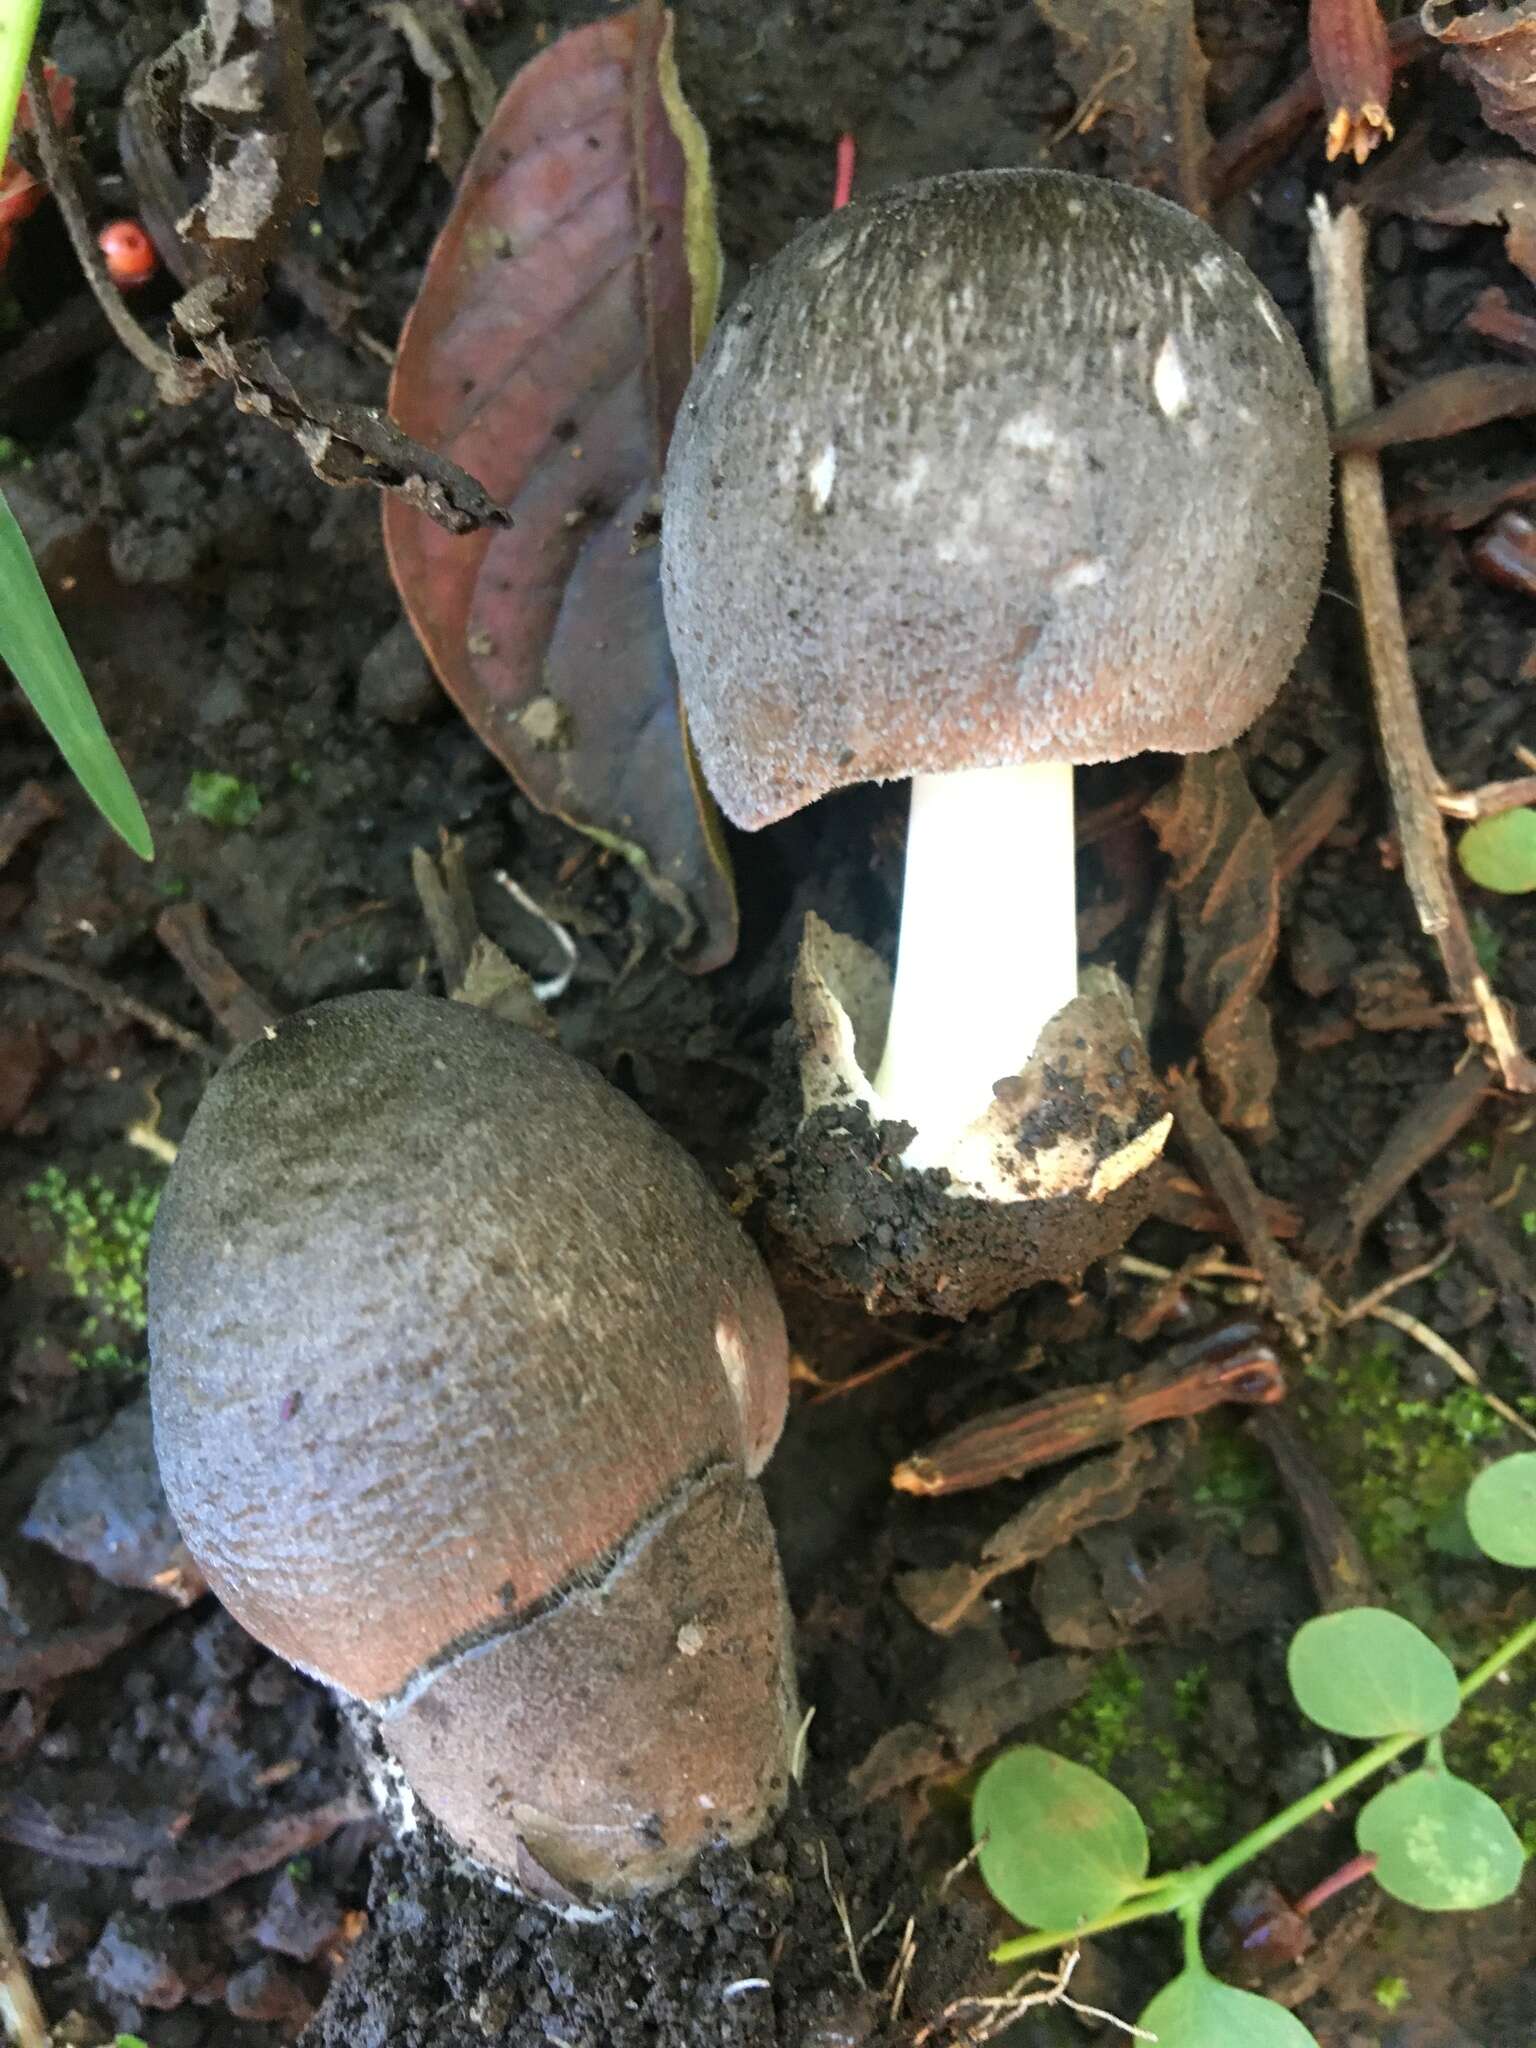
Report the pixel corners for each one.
[97,219,157,288]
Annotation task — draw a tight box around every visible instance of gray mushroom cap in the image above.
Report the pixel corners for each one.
[147,991,789,1707]
[661,168,1331,830]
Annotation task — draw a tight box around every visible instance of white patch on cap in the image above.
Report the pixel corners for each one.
[890,453,929,508]
[1194,252,1227,296]
[806,442,837,512]
[1256,295,1286,345]
[715,1311,750,1424]
[1153,335,1191,418]
[1001,411,1059,453]
[1053,555,1107,594]
[711,325,742,379]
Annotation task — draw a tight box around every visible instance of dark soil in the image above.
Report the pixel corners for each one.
[4,2,1536,2045]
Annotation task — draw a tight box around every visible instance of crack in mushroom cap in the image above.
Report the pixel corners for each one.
[661,169,1331,830]
[147,991,789,1705]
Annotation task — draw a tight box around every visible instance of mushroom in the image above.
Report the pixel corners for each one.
[662,169,1329,1236]
[147,990,796,1899]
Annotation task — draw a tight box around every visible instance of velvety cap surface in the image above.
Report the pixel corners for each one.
[661,169,1330,828]
[148,991,788,1703]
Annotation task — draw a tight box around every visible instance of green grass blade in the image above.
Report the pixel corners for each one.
[0,489,154,859]
[0,0,44,166]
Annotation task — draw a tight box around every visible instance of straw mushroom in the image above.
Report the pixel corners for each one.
[147,991,796,1898]
[662,168,1329,1312]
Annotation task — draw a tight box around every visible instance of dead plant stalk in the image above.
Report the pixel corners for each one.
[1308,200,1536,1093]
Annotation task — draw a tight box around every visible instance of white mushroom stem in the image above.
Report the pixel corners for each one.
[873,760,1079,1170]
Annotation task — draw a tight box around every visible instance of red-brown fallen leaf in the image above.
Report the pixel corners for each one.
[1423,0,1536,155]
[1466,284,1536,356]
[1333,361,1536,451]
[384,3,736,971]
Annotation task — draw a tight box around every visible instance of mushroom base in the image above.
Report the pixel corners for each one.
[377,1466,799,1900]
[749,915,1169,1318]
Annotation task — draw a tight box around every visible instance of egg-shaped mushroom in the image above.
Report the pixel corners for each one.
[148,991,795,1897]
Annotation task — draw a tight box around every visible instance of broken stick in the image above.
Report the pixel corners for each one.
[1308,200,1535,1093]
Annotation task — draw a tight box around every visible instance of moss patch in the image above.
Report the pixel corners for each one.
[1299,1339,1515,1611]
[1052,1651,1230,1865]
[25,1166,161,1372]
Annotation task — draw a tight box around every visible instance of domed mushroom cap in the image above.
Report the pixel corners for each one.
[147,991,788,1705]
[662,169,1331,830]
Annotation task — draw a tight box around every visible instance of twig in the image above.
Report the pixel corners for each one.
[1361,1302,1536,1444]
[0,1890,48,2048]
[1309,200,1536,1095]
[893,1325,1283,1498]
[805,1341,934,1406]
[1048,43,1137,147]
[0,948,213,1060]
[885,1915,917,2024]
[1336,1245,1453,1324]
[0,782,62,874]
[1436,773,1536,822]
[1304,1057,1489,1274]
[1272,747,1365,881]
[1249,1409,1376,1611]
[156,902,277,1043]
[818,1839,867,1992]
[1166,1069,1331,1342]
[412,832,479,993]
[1131,884,1171,1039]
[24,57,202,406]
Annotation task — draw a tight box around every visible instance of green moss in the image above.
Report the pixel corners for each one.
[1143,1737,1230,1858]
[1057,1651,1144,1779]
[184,769,261,829]
[25,1166,161,1372]
[1300,1340,1514,1615]
[1373,1976,1411,2015]
[1173,1664,1210,1724]
[1189,1421,1279,1530]
[1449,1694,1536,1854]
[1054,1652,1230,1863]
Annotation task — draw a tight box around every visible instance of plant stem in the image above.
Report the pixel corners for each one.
[1180,1903,1204,1975]
[0,0,43,163]
[993,1609,1536,1964]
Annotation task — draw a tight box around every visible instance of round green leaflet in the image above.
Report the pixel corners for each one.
[1457,809,1536,895]
[1138,1969,1319,2048]
[972,1745,1148,1929]
[1466,1455,1536,1568]
[1357,1768,1526,1911]
[1287,1608,1460,1739]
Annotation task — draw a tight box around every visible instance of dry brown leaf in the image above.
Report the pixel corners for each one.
[1362,143,1536,286]
[1334,360,1536,450]
[1147,751,1280,1137]
[1423,0,1536,155]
